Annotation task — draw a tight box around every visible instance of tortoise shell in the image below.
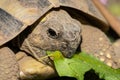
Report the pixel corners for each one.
[0,0,108,46]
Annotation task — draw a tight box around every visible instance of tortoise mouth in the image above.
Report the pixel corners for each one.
[60,41,81,58]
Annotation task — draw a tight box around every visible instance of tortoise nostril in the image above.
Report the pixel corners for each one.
[47,28,58,39]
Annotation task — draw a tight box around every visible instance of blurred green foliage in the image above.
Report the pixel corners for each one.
[106,0,120,17]
[108,4,120,16]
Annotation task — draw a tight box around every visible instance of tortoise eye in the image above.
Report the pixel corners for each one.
[47,28,58,39]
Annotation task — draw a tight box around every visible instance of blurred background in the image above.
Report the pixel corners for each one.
[100,0,120,20]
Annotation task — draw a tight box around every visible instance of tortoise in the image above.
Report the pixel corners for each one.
[0,0,109,80]
[17,11,120,80]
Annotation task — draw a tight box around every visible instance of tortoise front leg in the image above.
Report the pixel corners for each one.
[16,51,57,80]
[0,47,19,80]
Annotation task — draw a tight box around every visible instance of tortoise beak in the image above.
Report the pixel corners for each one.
[61,47,77,58]
[60,36,81,58]
[60,31,81,58]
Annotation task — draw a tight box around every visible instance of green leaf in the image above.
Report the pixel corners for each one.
[47,51,120,80]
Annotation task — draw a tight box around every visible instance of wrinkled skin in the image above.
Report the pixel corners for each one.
[17,25,120,80]
[13,9,81,80]
[19,10,81,59]
[15,9,120,80]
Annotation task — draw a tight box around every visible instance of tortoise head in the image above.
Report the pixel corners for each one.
[21,10,81,58]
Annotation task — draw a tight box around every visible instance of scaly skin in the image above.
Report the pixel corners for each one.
[16,52,57,80]
[110,39,120,68]
[0,47,19,80]
[0,0,109,80]
[81,25,120,69]
[16,20,120,80]
[14,10,81,59]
